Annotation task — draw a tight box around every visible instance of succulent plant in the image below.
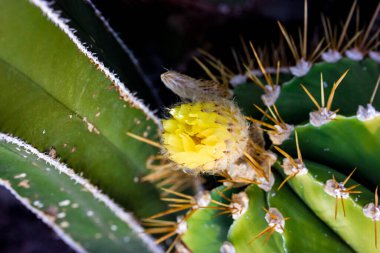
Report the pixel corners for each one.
[1,0,380,253]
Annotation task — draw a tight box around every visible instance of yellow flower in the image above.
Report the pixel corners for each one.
[162,100,249,173]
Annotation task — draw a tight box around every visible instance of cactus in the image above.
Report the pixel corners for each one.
[139,1,380,253]
[1,0,380,253]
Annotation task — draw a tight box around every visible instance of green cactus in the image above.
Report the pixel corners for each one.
[140,1,380,253]
[1,0,380,253]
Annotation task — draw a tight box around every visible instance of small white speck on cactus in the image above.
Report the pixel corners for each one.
[257,173,275,192]
[369,51,380,63]
[195,191,211,208]
[220,241,236,253]
[321,49,342,63]
[268,124,294,145]
[261,84,281,107]
[229,74,247,87]
[230,192,249,220]
[363,203,380,221]
[324,180,350,199]
[175,216,188,235]
[289,59,311,77]
[282,158,308,176]
[357,104,380,121]
[345,48,364,61]
[309,108,337,127]
[265,208,286,233]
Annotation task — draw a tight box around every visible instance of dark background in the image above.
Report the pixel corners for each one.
[0,0,378,252]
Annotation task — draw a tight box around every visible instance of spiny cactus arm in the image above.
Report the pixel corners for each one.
[0,0,165,216]
[0,56,163,217]
[182,186,235,253]
[233,59,380,122]
[228,179,353,253]
[274,161,379,253]
[228,185,285,253]
[282,116,380,187]
[266,173,354,252]
[0,133,163,253]
[275,58,380,124]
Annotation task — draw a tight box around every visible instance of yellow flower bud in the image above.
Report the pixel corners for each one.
[162,100,249,173]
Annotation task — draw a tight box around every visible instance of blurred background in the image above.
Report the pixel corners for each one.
[0,0,378,252]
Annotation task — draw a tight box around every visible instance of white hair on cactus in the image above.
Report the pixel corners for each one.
[29,0,161,127]
[0,133,163,253]
[345,48,364,61]
[321,49,342,63]
[289,59,311,77]
[369,51,380,63]
[265,208,286,233]
[220,241,236,253]
[357,104,380,121]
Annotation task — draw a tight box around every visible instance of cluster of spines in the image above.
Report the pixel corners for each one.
[124,1,380,251]
[130,69,380,252]
[194,0,380,93]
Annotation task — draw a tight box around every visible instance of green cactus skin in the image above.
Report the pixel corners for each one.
[228,185,285,253]
[152,49,380,253]
[235,58,380,122]
[0,134,162,253]
[266,173,354,252]
[0,0,165,217]
[282,116,380,187]
[274,161,379,253]
[182,186,236,253]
